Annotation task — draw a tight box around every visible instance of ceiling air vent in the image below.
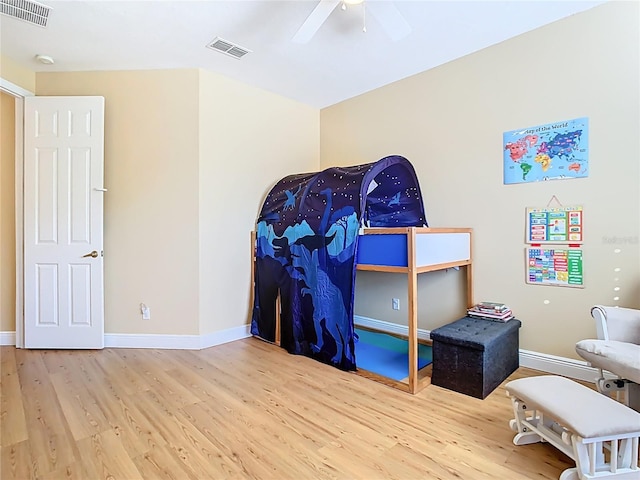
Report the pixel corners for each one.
[1,0,51,27]
[206,37,251,60]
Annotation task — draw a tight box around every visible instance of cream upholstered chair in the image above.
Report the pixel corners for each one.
[576,305,640,411]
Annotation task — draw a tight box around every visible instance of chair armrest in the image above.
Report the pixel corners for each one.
[591,305,640,344]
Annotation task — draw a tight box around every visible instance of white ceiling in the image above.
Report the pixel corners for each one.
[1,0,607,108]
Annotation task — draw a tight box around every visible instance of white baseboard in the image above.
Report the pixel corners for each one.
[355,315,432,341]
[518,349,609,383]
[0,331,16,346]
[354,315,603,383]
[199,325,252,349]
[105,324,252,350]
[0,325,251,350]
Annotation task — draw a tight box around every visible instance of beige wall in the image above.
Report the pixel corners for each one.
[37,70,202,335]
[33,68,319,338]
[320,1,640,359]
[198,70,319,334]
[1,57,33,334]
[0,55,36,92]
[0,92,16,331]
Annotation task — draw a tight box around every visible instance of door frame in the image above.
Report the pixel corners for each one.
[1,77,34,348]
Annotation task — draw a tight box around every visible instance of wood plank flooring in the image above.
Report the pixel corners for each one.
[1,338,575,479]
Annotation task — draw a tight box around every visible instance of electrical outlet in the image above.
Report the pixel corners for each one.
[140,303,151,320]
[392,298,400,310]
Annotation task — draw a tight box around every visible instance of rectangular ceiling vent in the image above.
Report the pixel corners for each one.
[206,37,251,60]
[1,0,51,27]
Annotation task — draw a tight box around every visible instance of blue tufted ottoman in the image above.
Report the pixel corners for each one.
[430,316,521,399]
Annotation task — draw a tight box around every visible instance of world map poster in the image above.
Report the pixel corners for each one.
[503,117,589,184]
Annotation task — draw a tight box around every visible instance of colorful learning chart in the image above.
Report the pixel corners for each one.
[526,206,583,244]
[526,247,584,288]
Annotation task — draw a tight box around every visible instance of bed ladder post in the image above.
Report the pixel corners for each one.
[466,230,474,308]
[250,230,256,325]
[275,290,281,346]
[407,227,418,393]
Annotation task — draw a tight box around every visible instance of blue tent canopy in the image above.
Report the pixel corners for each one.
[251,155,427,370]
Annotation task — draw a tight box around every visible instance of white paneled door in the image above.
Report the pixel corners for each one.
[24,96,105,348]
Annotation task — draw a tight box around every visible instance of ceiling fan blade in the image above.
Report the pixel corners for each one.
[292,0,340,44]
[366,2,412,42]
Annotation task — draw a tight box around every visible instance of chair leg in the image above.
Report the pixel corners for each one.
[627,382,640,412]
[571,436,640,479]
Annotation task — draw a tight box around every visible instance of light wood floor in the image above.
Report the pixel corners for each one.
[1,338,574,479]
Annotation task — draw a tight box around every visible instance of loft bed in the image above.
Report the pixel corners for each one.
[250,156,473,394]
[355,226,473,393]
[250,225,473,394]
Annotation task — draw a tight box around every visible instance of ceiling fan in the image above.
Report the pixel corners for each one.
[292,0,412,44]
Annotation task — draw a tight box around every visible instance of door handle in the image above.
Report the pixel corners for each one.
[82,250,99,258]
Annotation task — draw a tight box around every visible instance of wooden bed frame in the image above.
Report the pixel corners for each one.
[250,226,474,394]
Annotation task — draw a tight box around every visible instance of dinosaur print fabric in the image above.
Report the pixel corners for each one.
[251,156,427,371]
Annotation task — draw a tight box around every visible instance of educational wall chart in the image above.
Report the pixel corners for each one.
[526,206,583,244]
[526,247,584,288]
[504,117,589,184]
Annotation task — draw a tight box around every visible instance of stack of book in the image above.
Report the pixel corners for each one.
[467,302,514,322]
